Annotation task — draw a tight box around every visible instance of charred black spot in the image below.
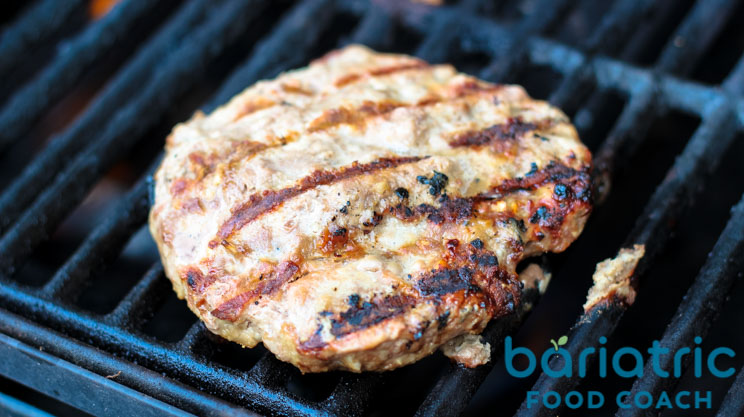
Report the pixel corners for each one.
[348,293,360,306]
[530,206,550,224]
[437,311,450,330]
[300,325,327,352]
[469,253,499,267]
[186,271,198,288]
[504,291,515,312]
[362,212,383,227]
[525,162,538,176]
[395,187,409,199]
[470,238,484,249]
[416,267,480,297]
[339,205,348,214]
[418,196,474,225]
[329,295,412,338]
[417,171,449,196]
[553,183,569,200]
[333,227,347,236]
[508,217,527,233]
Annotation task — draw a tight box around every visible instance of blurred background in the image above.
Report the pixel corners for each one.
[0,0,743,416]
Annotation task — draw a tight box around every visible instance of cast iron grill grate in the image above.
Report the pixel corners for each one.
[0,0,743,416]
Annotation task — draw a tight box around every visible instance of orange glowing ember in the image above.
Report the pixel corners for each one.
[89,0,121,20]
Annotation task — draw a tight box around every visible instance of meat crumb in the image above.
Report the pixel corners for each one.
[440,334,490,367]
[583,244,645,312]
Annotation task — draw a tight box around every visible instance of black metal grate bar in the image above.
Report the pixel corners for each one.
[347,6,393,48]
[717,366,744,417]
[413,14,461,63]
[246,353,294,390]
[616,192,744,415]
[723,55,744,95]
[321,373,383,416]
[0,283,329,416]
[655,0,738,76]
[583,0,657,55]
[175,322,208,353]
[0,0,166,152]
[0,309,254,417]
[105,262,169,329]
[0,0,272,279]
[40,180,150,301]
[479,0,574,83]
[592,88,658,203]
[208,0,335,111]
[0,331,192,417]
[549,0,659,130]
[0,0,212,235]
[0,0,86,84]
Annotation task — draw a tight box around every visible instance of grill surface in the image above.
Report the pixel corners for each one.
[0,0,743,416]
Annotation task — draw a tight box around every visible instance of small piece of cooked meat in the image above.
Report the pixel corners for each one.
[148,45,593,373]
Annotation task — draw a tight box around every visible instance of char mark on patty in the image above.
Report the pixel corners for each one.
[415,267,481,297]
[330,294,414,338]
[210,261,299,321]
[334,61,430,87]
[449,117,545,148]
[389,195,480,225]
[212,156,424,247]
[490,161,592,200]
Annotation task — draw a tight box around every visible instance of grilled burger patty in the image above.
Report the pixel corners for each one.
[149,45,593,372]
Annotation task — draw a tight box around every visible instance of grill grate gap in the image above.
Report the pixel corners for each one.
[546,0,614,48]
[286,370,342,403]
[386,18,425,54]
[0,60,110,191]
[76,227,158,315]
[574,89,627,150]
[367,353,451,416]
[512,64,564,100]
[196,337,269,374]
[690,0,744,85]
[141,290,196,344]
[447,45,493,78]
[619,0,697,66]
